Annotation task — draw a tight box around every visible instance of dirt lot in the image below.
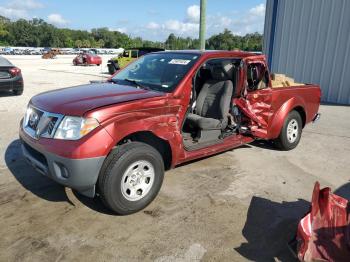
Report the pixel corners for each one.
[0,55,349,261]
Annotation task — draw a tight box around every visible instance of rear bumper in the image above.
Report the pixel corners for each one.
[0,76,23,91]
[20,134,105,198]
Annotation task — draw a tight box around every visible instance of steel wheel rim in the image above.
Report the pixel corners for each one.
[120,160,155,201]
[287,119,299,143]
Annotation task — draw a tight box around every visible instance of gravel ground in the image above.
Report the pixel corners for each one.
[0,55,349,261]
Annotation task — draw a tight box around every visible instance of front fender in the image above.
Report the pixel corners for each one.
[268,96,306,139]
[102,113,182,167]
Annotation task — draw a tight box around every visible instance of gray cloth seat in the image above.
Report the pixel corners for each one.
[187,61,234,130]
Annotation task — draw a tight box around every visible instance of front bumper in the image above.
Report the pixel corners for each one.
[20,136,105,198]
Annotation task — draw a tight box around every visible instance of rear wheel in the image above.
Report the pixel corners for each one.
[98,142,164,215]
[274,110,302,150]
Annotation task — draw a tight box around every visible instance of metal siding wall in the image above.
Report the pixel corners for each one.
[264,0,350,104]
[263,0,273,53]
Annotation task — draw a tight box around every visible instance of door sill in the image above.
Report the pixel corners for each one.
[183,138,224,151]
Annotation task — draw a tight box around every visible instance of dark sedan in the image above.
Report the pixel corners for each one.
[0,56,23,95]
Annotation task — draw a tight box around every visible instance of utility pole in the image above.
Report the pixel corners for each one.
[199,0,206,50]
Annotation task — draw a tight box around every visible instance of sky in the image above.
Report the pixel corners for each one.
[0,0,266,41]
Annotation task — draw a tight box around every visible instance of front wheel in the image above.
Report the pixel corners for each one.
[98,142,164,215]
[274,110,302,151]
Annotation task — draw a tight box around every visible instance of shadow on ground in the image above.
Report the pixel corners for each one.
[5,139,113,214]
[235,196,309,262]
[236,182,350,262]
[334,182,350,200]
[250,140,280,151]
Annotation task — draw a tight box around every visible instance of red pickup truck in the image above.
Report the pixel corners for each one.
[19,51,321,214]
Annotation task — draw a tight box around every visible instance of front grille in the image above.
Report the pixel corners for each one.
[23,106,63,139]
[47,117,58,135]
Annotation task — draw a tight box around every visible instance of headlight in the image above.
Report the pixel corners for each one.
[54,116,99,140]
[23,106,33,127]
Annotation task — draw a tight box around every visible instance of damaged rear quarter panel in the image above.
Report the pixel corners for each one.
[267,85,321,139]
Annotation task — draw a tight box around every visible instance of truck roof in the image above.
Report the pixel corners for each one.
[157,50,263,58]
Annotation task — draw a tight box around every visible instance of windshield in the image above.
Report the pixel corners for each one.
[112,53,200,92]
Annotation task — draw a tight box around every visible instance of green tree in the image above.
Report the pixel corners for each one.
[82,39,90,48]
[0,15,262,51]
[96,39,105,48]
[207,29,262,51]
[75,39,82,48]
[0,16,10,45]
[165,33,176,50]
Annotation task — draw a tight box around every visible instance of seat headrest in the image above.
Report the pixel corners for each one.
[198,67,212,79]
[222,60,234,79]
[210,61,234,81]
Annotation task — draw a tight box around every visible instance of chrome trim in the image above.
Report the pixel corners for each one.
[23,105,64,140]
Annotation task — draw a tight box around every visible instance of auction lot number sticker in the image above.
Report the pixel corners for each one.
[168,59,191,65]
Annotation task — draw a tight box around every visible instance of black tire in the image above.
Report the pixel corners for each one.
[107,64,115,74]
[98,142,164,215]
[108,60,119,75]
[13,89,23,96]
[274,110,302,151]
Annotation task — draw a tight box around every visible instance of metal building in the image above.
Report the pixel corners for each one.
[263,0,350,104]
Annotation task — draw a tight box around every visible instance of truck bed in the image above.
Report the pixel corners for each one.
[270,73,305,88]
[270,84,321,125]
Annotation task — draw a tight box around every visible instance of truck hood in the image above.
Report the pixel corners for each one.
[30,83,165,116]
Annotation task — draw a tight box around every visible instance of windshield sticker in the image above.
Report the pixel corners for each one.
[168,59,191,65]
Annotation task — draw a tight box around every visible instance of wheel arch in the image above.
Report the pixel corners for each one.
[116,131,173,170]
[293,106,306,128]
[268,97,306,139]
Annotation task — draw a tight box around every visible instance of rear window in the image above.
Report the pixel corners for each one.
[0,71,11,79]
[0,56,13,67]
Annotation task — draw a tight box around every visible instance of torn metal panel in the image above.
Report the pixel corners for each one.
[234,94,272,139]
[297,182,350,262]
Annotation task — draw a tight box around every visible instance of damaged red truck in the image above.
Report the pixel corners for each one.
[19,51,321,214]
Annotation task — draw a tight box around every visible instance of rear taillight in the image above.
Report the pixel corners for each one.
[9,67,21,77]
